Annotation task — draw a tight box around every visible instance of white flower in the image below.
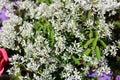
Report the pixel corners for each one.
[104,44,118,56]
[19,21,34,38]
[17,0,34,10]
[35,3,49,19]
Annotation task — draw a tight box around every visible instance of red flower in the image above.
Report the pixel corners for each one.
[0,48,8,75]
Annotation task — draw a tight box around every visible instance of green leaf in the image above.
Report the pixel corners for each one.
[98,39,107,48]
[5,75,20,80]
[87,10,91,19]
[89,30,93,38]
[92,38,98,49]
[79,42,83,46]
[84,38,94,48]
[113,21,120,28]
[46,23,51,32]
[50,29,55,47]
[94,31,99,37]
[65,51,69,57]
[36,0,52,5]
[91,49,95,54]
[95,46,101,60]
[72,56,80,65]
[83,48,91,55]
[80,15,86,21]
[35,21,41,30]
[43,24,47,35]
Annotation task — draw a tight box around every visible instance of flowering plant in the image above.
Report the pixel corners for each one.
[0,48,8,75]
[0,0,120,80]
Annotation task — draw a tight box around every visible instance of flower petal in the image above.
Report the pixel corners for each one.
[0,48,8,62]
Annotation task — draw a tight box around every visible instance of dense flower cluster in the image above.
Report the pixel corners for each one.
[0,0,120,80]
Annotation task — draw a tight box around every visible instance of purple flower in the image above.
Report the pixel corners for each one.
[98,77,109,80]
[85,71,98,77]
[116,75,120,80]
[0,8,9,21]
[98,73,112,80]
[0,8,9,28]
[85,71,113,80]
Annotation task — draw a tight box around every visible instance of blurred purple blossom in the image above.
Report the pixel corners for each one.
[0,8,9,28]
[116,75,120,80]
[0,8,9,21]
[98,74,111,80]
[85,71,98,77]
[98,72,113,80]
[85,71,113,80]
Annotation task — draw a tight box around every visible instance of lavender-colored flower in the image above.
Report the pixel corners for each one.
[0,8,9,28]
[98,77,109,80]
[98,73,112,80]
[85,71,113,80]
[116,75,120,80]
[85,71,98,77]
[0,8,9,21]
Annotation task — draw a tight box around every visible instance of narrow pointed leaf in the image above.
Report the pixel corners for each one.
[89,30,93,38]
[95,46,101,60]
[99,39,107,48]
[84,38,94,48]
[83,48,91,55]
[92,38,98,49]
[87,10,91,19]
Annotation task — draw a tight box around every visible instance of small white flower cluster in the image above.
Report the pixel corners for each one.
[103,43,118,56]
[19,21,34,38]
[0,13,22,49]
[78,0,120,15]
[97,19,113,38]
[0,0,7,11]
[96,56,111,76]
[54,34,66,55]
[82,55,111,76]
[66,41,83,55]
[61,63,82,80]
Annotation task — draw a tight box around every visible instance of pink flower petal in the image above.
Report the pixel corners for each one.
[0,48,8,62]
